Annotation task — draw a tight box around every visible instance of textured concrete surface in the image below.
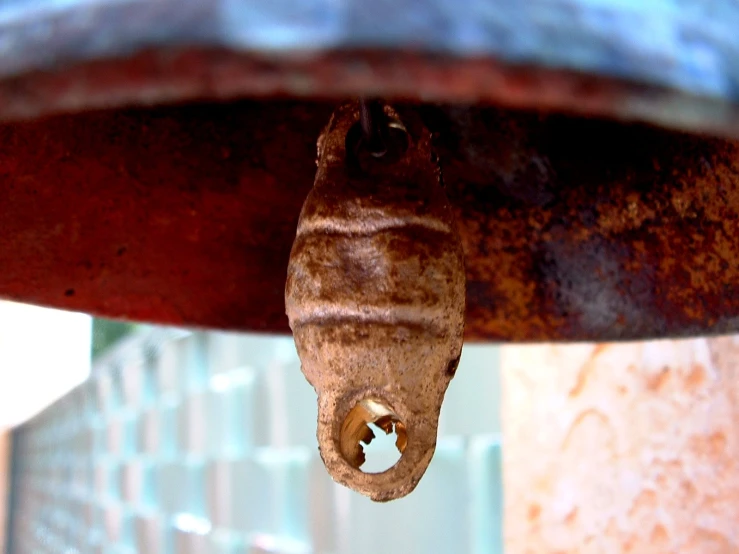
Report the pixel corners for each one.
[503,338,739,553]
[0,430,10,554]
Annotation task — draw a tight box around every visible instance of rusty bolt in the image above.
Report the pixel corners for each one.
[285,103,466,501]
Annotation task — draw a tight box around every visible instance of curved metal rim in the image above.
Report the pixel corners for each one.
[1,0,739,137]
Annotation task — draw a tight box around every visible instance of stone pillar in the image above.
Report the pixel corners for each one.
[503,337,739,553]
[0,430,10,554]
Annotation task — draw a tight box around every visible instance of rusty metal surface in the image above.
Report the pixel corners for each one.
[285,103,465,500]
[3,0,739,138]
[435,107,739,341]
[1,99,739,342]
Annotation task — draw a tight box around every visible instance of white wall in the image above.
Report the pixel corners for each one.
[0,301,91,428]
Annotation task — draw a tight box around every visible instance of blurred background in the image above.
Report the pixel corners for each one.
[0,302,502,554]
[2,301,738,553]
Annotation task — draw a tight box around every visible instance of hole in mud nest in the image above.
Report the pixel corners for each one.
[340,398,407,474]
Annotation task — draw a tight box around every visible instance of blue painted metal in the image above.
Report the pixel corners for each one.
[0,0,737,100]
[1,0,739,134]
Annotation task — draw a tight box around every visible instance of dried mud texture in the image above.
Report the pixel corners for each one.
[285,103,465,501]
[503,337,739,554]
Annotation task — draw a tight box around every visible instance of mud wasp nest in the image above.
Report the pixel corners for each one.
[285,103,466,501]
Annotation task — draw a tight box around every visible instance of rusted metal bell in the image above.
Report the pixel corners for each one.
[285,103,466,501]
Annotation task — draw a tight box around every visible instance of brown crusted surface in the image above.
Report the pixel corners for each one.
[1,100,739,341]
[503,338,739,553]
[285,104,465,501]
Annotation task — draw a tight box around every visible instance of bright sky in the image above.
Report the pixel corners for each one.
[0,301,91,428]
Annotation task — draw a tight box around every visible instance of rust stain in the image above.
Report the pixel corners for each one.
[0,101,738,341]
[528,503,542,522]
[650,524,669,546]
[645,367,671,392]
[564,507,578,526]
[628,489,658,518]
[683,364,708,391]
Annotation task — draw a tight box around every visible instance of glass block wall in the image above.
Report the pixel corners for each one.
[7,327,502,554]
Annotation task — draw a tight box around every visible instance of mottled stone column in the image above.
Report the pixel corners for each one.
[0,431,10,554]
[503,338,739,553]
